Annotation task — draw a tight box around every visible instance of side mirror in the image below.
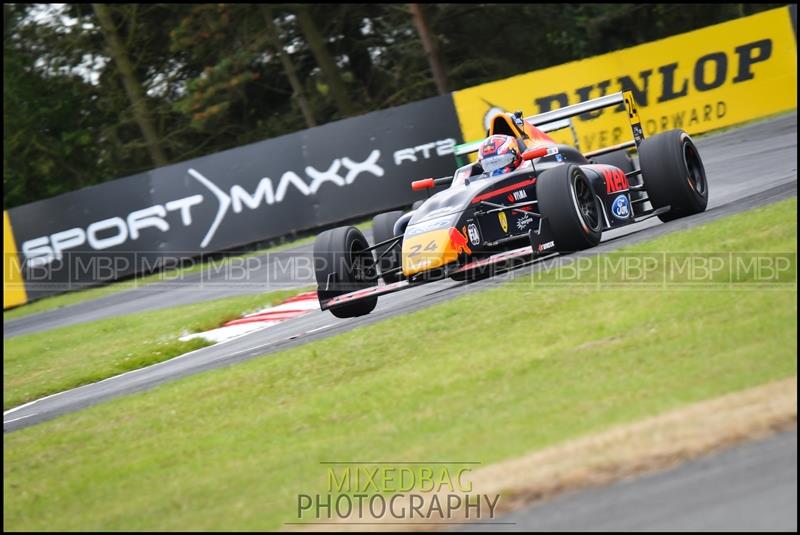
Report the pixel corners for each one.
[411,176,454,190]
[522,146,559,161]
[411,178,435,191]
[522,147,549,161]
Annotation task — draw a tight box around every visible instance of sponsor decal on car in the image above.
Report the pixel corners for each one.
[471,178,537,204]
[600,166,630,194]
[507,189,528,202]
[498,212,508,233]
[611,194,631,220]
[405,215,453,237]
[467,223,481,246]
[449,227,472,255]
[537,240,555,252]
[515,213,534,231]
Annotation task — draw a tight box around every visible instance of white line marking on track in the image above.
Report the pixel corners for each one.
[4,392,62,416]
[4,413,38,424]
[305,323,337,335]
[240,345,272,353]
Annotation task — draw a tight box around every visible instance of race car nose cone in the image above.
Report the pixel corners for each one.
[401,227,471,277]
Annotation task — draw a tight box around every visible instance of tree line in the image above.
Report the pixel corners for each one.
[3,3,778,209]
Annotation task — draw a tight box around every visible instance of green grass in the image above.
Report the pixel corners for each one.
[4,198,796,531]
[3,288,307,410]
[3,216,379,321]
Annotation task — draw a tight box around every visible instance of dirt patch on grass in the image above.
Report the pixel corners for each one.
[300,377,796,531]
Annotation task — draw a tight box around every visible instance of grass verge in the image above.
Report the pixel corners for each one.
[3,198,796,531]
[324,377,796,530]
[3,288,306,410]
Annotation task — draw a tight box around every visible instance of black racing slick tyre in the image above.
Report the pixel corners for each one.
[592,148,635,173]
[638,129,708,223]
[371,210,404,283]
[313,226,378,318]
[536,164,603,252]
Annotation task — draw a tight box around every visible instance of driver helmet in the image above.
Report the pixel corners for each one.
[478,134,523,176]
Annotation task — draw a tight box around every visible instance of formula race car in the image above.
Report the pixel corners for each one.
[313,91,708,317]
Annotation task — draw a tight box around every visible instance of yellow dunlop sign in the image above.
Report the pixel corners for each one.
[453,7,797,152]
[3,211,28,309]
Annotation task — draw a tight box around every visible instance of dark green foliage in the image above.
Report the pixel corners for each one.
[3,3,781,209]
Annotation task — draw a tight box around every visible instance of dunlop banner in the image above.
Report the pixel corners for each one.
[4,211,28,308]
[452,6,797,151]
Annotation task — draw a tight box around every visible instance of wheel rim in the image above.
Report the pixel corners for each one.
[570,169,601,233]
[683,141,706,196]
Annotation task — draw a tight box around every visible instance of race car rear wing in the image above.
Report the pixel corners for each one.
[526,90,644,157]
[455,90,644,159]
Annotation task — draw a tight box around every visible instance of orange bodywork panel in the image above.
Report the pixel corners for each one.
[401,227,472,277]
[487,113,556,150]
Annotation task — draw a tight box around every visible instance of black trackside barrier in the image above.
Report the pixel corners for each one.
[8,94,464,300]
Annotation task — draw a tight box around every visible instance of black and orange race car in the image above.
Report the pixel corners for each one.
[313,91,709,317]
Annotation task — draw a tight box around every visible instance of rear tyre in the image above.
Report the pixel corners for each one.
[536,164,603,252]
[638,129,708,222]
[313,226,378,318]
[371,210,404,283]
[592,148,635,173]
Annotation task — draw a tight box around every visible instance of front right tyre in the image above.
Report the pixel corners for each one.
[371,210,404,283]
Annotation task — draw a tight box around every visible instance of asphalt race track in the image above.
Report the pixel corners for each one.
[460,428,797,532]
[3,113,797,433]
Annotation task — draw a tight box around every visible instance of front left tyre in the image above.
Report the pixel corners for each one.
[313,226,378,318]
[536,164,603,252]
